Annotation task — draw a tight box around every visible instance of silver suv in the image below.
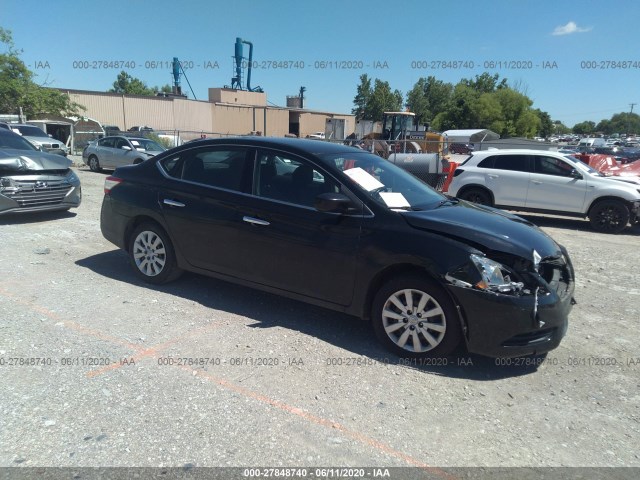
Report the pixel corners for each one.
[7,124,69,156]
[448,149,640,233]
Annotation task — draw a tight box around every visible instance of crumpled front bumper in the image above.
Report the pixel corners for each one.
[447,283,573,358]
[445,250,575,358]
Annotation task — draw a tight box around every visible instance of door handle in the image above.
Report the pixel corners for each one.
[163,199,185,207]
[243,216,270,226]
[531,180,542,185]
[487,174,498,179]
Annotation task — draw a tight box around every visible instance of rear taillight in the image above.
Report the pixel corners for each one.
[453,169,464,177]
[104,176,123,194]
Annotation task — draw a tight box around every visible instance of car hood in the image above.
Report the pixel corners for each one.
[402,201,562,259]
[0,149,72,173]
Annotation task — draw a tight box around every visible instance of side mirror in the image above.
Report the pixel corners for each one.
[121,145,132,151]
[314,192,353,213]
[570,169,583,179]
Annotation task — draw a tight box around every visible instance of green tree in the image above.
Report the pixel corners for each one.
[534,109,554,138]
[601,112,640,135]
[462,72,507,94]
[553,121,571,135]
[109,71,161,95]
[432,83,481,131]
[493,88,539,137]
[405,76,453,127]
[595,119,613,135]
[351,76,402,121]
[572,121,596,135]
[0,27,84,117]
[352,74,372,119]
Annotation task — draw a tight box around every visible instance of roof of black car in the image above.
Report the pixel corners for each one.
[184,137,360,156]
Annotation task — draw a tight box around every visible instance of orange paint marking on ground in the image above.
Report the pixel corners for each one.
[0,286,143,352]
[86,320,226,378]
[1,284,455,476]
[186,367,458,479]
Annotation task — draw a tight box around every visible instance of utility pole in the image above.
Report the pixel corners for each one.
[629,103,637,136]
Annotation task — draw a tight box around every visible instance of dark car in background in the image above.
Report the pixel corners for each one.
[0,128,81,215]
[449,143,474,154]
[83,136,166,172]
[100,137,575,359]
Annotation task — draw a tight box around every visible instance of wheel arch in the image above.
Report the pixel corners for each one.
[361,264,464,324]
[456,184,495,203]
[586,195,633,216]
[123,215,170,253]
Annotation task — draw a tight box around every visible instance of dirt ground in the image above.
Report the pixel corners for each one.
[1,161,639,477]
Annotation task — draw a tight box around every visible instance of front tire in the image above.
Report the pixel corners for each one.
[372,275,461,358]
[459,187,492,206]
[128,222,182,284]
[588,200,630,233]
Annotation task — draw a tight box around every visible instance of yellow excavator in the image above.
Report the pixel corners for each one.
[362,111,448,158]
[360,112,453,191]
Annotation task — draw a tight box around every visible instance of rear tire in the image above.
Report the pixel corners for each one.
[372,275,461,358]
[128,222,183,284]
[88,156,101,172]
[459,188,492,206]
[588,200,629,233]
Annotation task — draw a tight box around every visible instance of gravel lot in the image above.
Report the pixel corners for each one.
[1,159,639,477]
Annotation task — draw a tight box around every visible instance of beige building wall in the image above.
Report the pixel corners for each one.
[212,105,256,135]
[65,91,127,128]
[265,109,289,136]
[122,96,174,130]
[173,99,213,133]
[59,89,354,139]
[208,88,267,106]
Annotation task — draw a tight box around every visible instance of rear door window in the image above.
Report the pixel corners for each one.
[478,154,532,172]
[160,147,253,193]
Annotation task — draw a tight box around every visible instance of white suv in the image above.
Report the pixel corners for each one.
[448,149,640,233]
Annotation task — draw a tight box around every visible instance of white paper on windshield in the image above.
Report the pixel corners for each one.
[343,167,384,192]
[379,192,410,209]
[131,140,140,146]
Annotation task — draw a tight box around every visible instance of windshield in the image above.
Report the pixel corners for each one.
[130,139,165,152]
[321,151,445,210]
[11,125,49,137]
[0,131,38,150]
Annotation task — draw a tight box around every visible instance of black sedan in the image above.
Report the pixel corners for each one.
[100,137,575,359]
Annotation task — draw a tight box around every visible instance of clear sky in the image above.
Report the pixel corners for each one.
[2,0,639,127]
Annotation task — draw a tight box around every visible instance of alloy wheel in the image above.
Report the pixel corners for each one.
[132,230,167,277]
[381,288,447,353]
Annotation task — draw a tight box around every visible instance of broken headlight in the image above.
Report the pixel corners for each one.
[446,254,524,294]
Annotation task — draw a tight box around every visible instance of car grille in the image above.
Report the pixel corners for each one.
[2,179,72,208]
